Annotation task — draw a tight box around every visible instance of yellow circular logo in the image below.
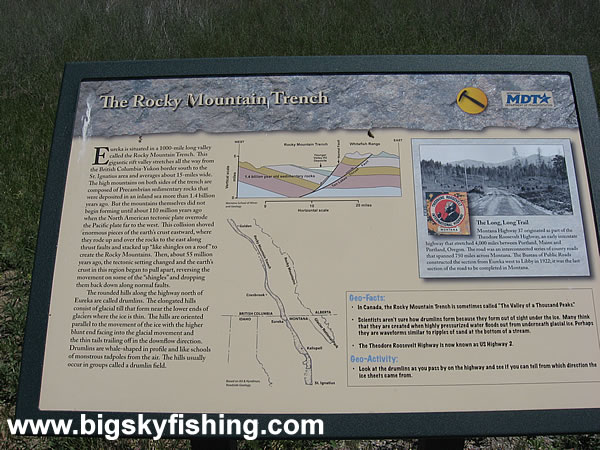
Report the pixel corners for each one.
[457,87,488,114]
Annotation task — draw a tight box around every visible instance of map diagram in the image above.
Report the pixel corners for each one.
[226,218,338,386]
[238,151,402,198]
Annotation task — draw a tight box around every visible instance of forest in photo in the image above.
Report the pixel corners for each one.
[420,147,572,216]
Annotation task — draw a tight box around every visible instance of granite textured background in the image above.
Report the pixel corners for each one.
[74,74,577,138]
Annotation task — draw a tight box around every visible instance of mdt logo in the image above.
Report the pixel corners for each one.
[502,91,554,108]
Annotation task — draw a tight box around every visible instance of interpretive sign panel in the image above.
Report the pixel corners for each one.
[17,56,600,438]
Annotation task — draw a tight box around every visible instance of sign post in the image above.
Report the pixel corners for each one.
[17,56,600,440]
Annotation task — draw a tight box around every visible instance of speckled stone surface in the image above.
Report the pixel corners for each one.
[73,74,577,138]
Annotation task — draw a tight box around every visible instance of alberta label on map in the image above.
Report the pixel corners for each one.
[36,71,600,420]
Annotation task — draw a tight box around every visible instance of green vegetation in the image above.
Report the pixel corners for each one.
[1,0,599,448]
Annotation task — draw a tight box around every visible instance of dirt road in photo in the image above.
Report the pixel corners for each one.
[469,187,551,216]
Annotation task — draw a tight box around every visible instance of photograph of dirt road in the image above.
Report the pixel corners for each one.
[419,142,573,216]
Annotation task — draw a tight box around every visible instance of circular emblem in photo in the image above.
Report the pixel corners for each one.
[430,194,466,228]
[457,87,488,114]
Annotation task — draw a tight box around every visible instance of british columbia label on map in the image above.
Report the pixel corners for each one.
[38,74,600,415]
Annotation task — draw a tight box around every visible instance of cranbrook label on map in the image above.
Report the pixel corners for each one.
[39,74,600,415]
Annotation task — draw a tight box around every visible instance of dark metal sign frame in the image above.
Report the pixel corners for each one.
[17,55,600,438]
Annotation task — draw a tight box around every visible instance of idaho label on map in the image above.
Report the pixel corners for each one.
[426,192,471,235]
